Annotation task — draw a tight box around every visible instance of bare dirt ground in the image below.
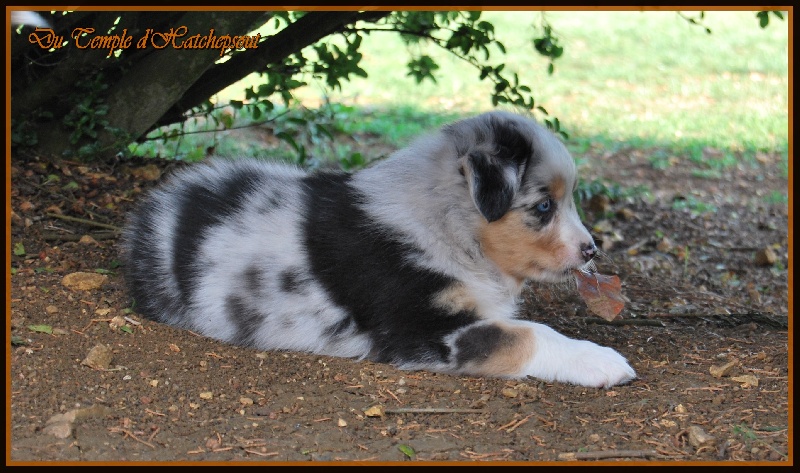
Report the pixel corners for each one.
[8,134,791,464]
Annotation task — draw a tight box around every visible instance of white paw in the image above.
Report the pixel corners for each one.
[523,324,636,388]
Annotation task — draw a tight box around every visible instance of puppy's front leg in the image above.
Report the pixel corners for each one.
[521,323,636,388]
[451,320,636,388]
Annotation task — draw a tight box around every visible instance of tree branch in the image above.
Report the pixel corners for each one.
[151,10,390,130]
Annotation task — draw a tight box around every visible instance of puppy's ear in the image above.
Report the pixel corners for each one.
[462,150,523,223]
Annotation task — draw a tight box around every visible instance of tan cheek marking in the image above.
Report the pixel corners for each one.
[550,175,566,201]
[480,211,567,280]
[466,324,535,377]
[433,283,478,314]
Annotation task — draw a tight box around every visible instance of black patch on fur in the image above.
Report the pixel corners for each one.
[226,294,266,347]
[259,190,283,213]
[279,268,306,294]
[172,169,263,304]
[325,316,355,338]
[244,265,262,295]
[466,115,535,223]
[301,172,479,365]
[469,150,516,223]
[453,324,515,367]
[123,202,182,324]
[490,116,532,169]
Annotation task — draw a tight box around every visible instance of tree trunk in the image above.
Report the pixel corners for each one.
[14,10,391,160]
[30,11,270,160]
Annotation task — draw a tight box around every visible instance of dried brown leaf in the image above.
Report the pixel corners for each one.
[573,270,625,321]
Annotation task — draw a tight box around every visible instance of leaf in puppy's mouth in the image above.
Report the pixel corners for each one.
[573,270,625,321]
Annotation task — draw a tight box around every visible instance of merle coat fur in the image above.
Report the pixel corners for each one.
[122,111,635,388]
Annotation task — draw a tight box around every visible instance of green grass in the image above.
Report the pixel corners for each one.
[316,104,462,148]
[764,190,789,205]
[291,10,788,153]
[151,10,788,166]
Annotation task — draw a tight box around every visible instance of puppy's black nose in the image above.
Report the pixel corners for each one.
[580,242,597,262]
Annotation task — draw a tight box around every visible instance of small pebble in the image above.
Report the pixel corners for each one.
[81,344,113,370]
[754,247,777,266]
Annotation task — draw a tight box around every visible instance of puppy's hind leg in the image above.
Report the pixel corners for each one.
[449,320,636,388]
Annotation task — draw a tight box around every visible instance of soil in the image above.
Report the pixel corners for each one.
[8,133,790,464]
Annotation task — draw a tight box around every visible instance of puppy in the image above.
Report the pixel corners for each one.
[121,111,635,388]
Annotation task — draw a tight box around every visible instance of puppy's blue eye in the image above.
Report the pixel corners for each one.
[536,199,552,213]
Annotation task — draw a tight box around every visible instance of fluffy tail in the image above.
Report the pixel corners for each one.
[11,11,51,28]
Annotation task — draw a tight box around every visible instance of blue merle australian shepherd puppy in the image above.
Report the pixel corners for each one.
[122,111,636,388]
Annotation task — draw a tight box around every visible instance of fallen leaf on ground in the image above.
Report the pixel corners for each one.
[109,315,126,329]
[397,444,416,459]
[573,270,625,321]
[364,405,385,418]
[709,361,737,378]
[686,425,716,448]
[501,387,518,398]
[731,375,759,387]
[28,324,53,334]
[79,235,100,246]
[129,164,162,181]
[62,271,108,291]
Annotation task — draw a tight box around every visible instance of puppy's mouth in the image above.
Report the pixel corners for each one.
[528,260,597,284]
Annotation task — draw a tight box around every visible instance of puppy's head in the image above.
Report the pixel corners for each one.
[445,111,596,283]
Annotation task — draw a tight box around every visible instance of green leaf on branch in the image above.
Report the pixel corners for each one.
[407,55,440,84]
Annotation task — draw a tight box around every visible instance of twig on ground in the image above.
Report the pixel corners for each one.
[558,449,658,461]
[244,450,279,457]
[46,213,122,232]
[646,311,788,329]
[78,318,113,333]
[108,427,155,449]
[384,388,403,405]
[683,385,728,393]
[586,318,665,327]
[383,407,487,414]
[145,408,165,417]
[42,231,119,241]
[498,414,534,433]
[460,448,514,460]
